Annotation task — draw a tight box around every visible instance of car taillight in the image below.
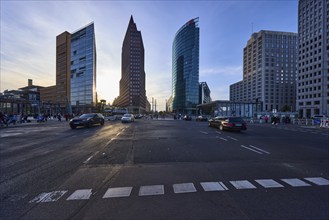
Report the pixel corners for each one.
[226,123,234,127]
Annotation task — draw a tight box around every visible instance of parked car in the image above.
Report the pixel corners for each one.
[208,116,247,131]
[121,114,135,123]
[69,113,104,129]
[196,115,208,122]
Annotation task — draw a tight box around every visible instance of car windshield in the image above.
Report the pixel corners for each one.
[123,114,132,117]
[79,114,95,118]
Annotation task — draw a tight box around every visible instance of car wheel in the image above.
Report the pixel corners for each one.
[86,122,91,128]
[70,125,76,129]
[219,124,224,131]
[100,120,104,125]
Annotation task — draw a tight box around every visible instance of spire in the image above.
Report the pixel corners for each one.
[129,15,134,25]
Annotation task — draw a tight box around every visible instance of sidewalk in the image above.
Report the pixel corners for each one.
[0,119,69,129]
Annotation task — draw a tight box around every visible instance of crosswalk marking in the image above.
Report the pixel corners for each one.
[281,178,311,187]
[26,177,329,203]
[66,189,92,200]
[139,185,164,196]
[103,187,132,198]
[255,179,284,188]
[200,182,228,191]
[304,177,329,186]
[230,180,257,189]
[29,191,67,203]
[173,183,197,194]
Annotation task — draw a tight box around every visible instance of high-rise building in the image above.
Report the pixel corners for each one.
[297,0,329,118]
[230,30,298,113]
[199,82,211,104]
[56,22,96,113]
[172,18,199,114]
[113,16,146,114]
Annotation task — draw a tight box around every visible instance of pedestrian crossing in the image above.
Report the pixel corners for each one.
[28,177,329,203]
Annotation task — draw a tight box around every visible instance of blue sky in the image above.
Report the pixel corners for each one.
[0,0,298,110]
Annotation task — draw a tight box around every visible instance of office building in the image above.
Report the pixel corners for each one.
[199,82,211,104]
[172,18,200,114]
[230,30,298,113]
[297,0,329,117]
[56,22,96,113]
[113,16,146,114]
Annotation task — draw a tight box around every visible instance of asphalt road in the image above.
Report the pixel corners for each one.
[0,119,328,220]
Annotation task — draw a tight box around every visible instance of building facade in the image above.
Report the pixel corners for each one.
[56,22,96,114]
[199,82,211,104]
[230,30,298,113]
[297,0,329,118]
[113,16,146,114]
[172,18,200,114]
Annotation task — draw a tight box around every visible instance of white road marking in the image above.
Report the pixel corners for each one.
[227,136,238,141]
[173,183,197,194]
[103,187,132,198]
[240,145,263,154]
[248,145,270,154]
[216,131,222,135]
[200,182,228,191]
[255,179,284,188]
[83,151,99,164]
[230,180,257,189]
[29,191,67,203]
[200,131,208,135]
[281,178,311,187]
[66,189,92,200]
[116,132,121,136]
[304,177,329,186]
[218,137,228,141]
[219,182,229,190]
[139,185,164,196]
[0,133,23,138]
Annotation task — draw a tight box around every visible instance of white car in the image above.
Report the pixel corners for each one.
[121,114,135,123]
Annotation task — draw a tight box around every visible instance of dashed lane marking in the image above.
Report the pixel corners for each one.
[199,131,208,135]
[248,145,270,154]
[216,137,228,141]
[240,145,263,154]
[227,136,238,141]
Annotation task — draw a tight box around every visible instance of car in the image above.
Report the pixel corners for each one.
[196,115,208,122]
[121,114,135,123]
[208,116,247,131]
[69,113,104,129]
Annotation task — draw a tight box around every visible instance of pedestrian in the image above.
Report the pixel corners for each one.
[264,115,269,123]
[57,113,62,121]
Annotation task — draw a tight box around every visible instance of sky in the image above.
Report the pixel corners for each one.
[0,0,298,111]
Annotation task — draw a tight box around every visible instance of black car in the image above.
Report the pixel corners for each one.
[69,113,105,129]
[208,116,247,131]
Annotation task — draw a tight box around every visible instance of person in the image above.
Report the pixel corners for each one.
[264,115,269,123]
[57,113,62,121]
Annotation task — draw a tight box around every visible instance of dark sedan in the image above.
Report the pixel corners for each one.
[208,116,247,131]
[69,113,105,129]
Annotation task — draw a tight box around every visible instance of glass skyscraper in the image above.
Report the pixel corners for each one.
[70,23,96,111]
[172,18,199,114]
[56,22,96,114]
